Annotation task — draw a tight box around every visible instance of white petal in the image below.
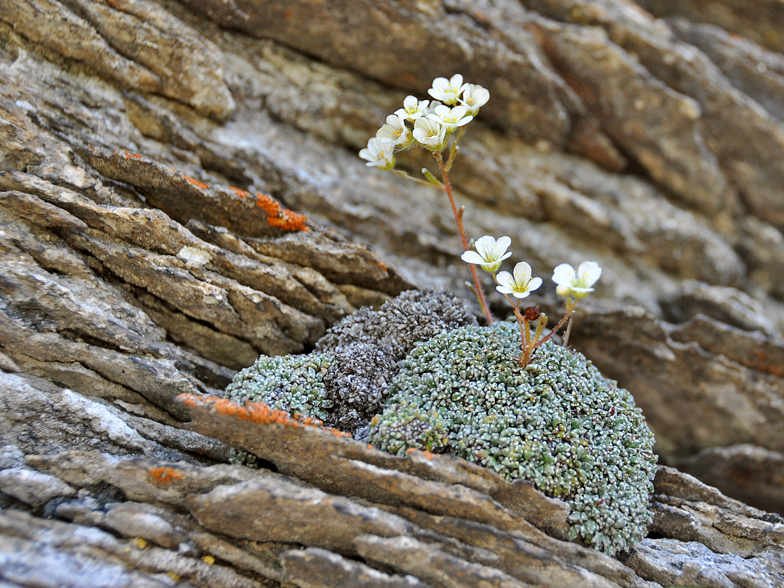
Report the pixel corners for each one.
[451,105,468,118]
[495,271,514,289]
[552,263,576,286]
[496,285,514,295]
[474,235,497,257]
[403,95,418,109]
[449,74,464,89]
[513,262,532,284]
[512,290,531,299]
[461,251,486,264]
[495,235,511,251]
[578,261,602,286]
[527,276,543,292]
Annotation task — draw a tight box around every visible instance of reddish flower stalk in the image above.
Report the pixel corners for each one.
[435,153,493,324]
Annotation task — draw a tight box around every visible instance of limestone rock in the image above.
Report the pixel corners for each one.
[2,0,784,584]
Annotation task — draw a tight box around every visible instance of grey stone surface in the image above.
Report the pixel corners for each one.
[1,0,784,584]
[0,467,76,508]
[281,548,433,588]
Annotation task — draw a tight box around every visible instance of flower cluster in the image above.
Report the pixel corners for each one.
[462,235,601,365]
[359,75,489,168]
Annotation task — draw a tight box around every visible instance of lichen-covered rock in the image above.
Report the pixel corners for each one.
[369,322,657,556]
[316,289,478,361]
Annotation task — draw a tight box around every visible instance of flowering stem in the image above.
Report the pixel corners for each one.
[562,311,575,348]
[511,305,529,366]
[535,310,574,348]
[435,153,493,324]
[394,169,444,189]
[445,127,466,172]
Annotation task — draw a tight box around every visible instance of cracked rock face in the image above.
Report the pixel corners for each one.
[2,0,784,585]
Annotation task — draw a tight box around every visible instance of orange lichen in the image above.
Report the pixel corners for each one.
[183,175,210,190]
[229,186,250,199]
[255,193,281,216]
[178,394,350,437]
[148,467,184,483]
[284,10,293,18]
[267,209,310,232]
[405,448,436,458]
[378,262,387,272]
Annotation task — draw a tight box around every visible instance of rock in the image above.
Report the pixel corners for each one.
[355,535,532,588]
[623,538,784,588]
[530,15,736,217]
[0,508,275,588]
[13,443,784,588]
[663,280,774,335]
[2,0,784,583]
[638,0,784,54]
[676,445,784,515]
[649,466,784,557]
[571,306,784,462]
[0,467,76,509]
[176,394,572,540]
[281,547,432,588]
[668,18,784,124]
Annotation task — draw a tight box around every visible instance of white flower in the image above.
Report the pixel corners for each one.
[359,137,395,170]
[495,262,542,299]
[412,117,447,151]
[424,100,443,116]
[395,96,430,121]
[460,235,512,273]
[428,74,467,106]
[428,105,473,130]
[552,261,602,299]
[460,84,490,116]
[376,114,413,147]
